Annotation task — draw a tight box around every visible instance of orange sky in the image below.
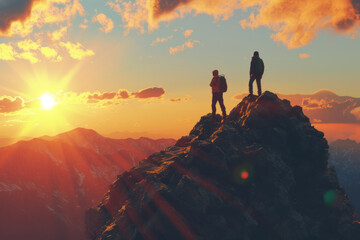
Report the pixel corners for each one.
[0,0,359,141]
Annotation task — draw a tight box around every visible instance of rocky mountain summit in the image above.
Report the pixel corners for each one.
[86,91,360,240]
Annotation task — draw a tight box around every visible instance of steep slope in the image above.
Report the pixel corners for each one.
[329,139,360,212]
[0,129,175,240]
[86,92,360,240]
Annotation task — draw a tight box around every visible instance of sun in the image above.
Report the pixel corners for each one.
[41,93,56,110]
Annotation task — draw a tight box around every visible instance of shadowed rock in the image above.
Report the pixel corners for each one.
[86,91,360,240]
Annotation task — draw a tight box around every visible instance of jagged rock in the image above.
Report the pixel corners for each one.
[86,91,360,240]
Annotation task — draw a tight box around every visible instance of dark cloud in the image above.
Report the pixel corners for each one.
[152,0,193,18]
[0,96,24,113]
[87,89,130,102]
[118,90,129,99]
[234,90,360,124]
[88,92,117,100]
[0,0,39,32]
[132,87,165,99]
[352,0,360,13]
[84,88,164,104]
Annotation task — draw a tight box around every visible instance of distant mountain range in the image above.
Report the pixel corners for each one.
[329,139,360,212]
[0,128,176,240]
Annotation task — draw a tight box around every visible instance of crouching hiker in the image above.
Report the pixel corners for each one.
[210,69,227,120]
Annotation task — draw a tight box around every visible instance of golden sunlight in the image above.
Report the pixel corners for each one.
[41,93,56,110]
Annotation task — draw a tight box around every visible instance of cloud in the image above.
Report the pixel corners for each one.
[0,0,84,37]
[40,47,58,59]
[17,39,40,51]
[0,43,17,61]
[59,41,95,60]
[93,13,114,33]
[234,89,360,123]
[0,0,39,33]
[87,89,130,101]
[49,25,68,41]
[18,51,39,63]
[0,96,25,113]
[63,88,164,106]
[118,90,130,99]
[107,0,360,48]
[88,92,117,100]
[151,35,173,45]
[132,87,165,98]
[169,39,200,55]
[240,0,360,48]
[299,53,310,59]
[184,29,193,37]
[106,0,149,35]
[79,18,89,29]
[169,96,190,102]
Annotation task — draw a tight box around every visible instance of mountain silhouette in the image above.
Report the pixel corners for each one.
[329,139,360,212]
[86,91,360,240]
[0,129,175,240]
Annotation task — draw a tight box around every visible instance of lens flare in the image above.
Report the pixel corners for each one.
[324,190,339,207]
[241,171,249,180]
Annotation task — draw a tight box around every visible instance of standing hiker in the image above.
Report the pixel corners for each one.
[210,70,227,120]
[249,51,265,96]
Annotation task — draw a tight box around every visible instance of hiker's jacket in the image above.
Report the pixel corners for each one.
[250,56,265,76]
[210,76,221,93]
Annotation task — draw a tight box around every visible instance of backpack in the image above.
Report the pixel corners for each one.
[255,58,264,75]
[219,75,227,92]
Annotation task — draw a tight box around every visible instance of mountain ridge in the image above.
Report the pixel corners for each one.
[0,128,176,240]
[86,91,360,240]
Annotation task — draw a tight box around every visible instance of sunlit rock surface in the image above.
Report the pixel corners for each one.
[86,91,360,240]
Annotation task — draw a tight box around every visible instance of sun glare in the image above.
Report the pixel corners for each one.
[41,93,56,110]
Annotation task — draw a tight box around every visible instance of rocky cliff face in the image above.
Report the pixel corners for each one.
[329,139,360,212]
[86,92,360,240]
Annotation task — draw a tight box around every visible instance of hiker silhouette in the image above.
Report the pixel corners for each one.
[210,70,227,120]
[249,51,265,96]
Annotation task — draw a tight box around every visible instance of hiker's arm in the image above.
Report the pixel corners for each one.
[210,78,215,87]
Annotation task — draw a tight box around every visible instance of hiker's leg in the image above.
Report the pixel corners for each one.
[249,75,255,95]
[212,93,217,116]
[256,76,262,96]
[219,93,226,117]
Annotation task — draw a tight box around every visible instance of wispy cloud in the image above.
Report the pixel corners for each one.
[169,96,190,102]
[17,39,40,51]
[169,40,200,55]
[299,53,310,59]
[49,26,68,41]
[93,13,114,33]
[40,47,58,59]
[184,29,194,38]
[59,42,95,60]
[151,35,173,46]
[0,44,17,61]
[106,0,360,48]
